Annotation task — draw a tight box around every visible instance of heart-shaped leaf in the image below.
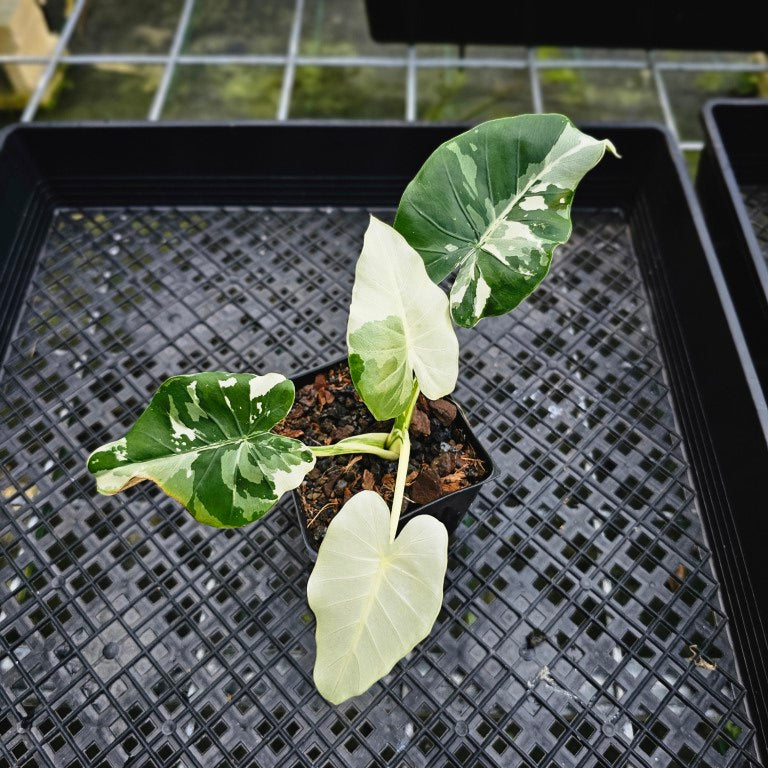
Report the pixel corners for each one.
[87,372,315,527]
[308,490,448,704]
[347,215,459,420]
[395,114,618,327]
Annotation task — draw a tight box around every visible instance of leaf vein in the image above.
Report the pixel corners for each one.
[409,203,474,244]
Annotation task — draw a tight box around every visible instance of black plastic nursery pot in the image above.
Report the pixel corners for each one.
[697,98,768,406]
[288,357,497,560]
[364,0,768,49]
[1,122,768,768]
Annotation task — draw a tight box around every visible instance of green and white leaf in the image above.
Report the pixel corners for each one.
[347,215,459,420]
[394,114,618,327]
[308,490,448,704]
[87,372,315,528]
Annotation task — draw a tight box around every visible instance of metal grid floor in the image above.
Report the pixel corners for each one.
[0,205,758,767]
[744,186,768,262]
[0,0,766,159]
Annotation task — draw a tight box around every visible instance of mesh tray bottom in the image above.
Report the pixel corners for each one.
[0,206,758,767]
[743,184,768,264]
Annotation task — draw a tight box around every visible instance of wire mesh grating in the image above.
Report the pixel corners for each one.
[0,205,760,767]
[743,186,768,264]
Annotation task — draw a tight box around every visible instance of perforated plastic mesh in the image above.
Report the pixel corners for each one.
[0,206,759,768]
[743,185,768,262]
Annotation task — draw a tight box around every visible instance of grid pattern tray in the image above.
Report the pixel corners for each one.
[1,123,767,768]
[743,186,768,261]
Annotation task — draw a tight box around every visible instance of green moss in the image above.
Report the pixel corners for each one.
[541,68,663,123]
[183,0,293,55]
[36,65,162,120]
[291,66,404,119]
[164,65,283,119]
[663,70,759,141]
[69,0,183,53]
[418,68,531,121]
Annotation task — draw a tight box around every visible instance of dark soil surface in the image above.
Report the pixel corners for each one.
[273,362,489,548]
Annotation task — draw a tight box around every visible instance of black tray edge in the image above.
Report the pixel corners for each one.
[363,0,768,50]
[698,98,768,396]
[630,122,768,764]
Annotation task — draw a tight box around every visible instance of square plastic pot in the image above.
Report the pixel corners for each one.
[289,357,497,560]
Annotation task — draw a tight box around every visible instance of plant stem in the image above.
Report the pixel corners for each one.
[309,432,399,461]
[389,430,411,543]
[385,380,420,452]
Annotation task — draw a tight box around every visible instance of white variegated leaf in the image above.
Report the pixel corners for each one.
[308,491,448,704]
[395,114,618,327]
[347,215,459,420]
[87,372,315,527]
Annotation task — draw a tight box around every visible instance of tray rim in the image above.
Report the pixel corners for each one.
[1,119,768,765]
[361,0,768,50]
[700,98,768,410]
[701,98,768,305]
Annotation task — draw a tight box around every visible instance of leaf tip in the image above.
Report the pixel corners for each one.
[603,138,621,159]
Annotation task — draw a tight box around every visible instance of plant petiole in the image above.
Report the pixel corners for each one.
[389,430,411,542]
[385,381,420,453]
[309,432,399,461]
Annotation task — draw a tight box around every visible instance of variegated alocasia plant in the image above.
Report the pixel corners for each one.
[308,215,457,703]
[86,114,615,706]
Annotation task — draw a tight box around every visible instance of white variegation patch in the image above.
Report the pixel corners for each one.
[271,459,316,499]
[111,437,128,462]
[249,372,285,400]
[185,381,206,422]
[93,450,199,496]
[347,216,459,420]
[530,121,618,192]
[519,195,548,211]
[447,141,479,196]
[474,276,492,319]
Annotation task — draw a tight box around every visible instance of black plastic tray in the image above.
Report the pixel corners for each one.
[698,99,768,408]
[1,122,767,768]
[364,0,768,49]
